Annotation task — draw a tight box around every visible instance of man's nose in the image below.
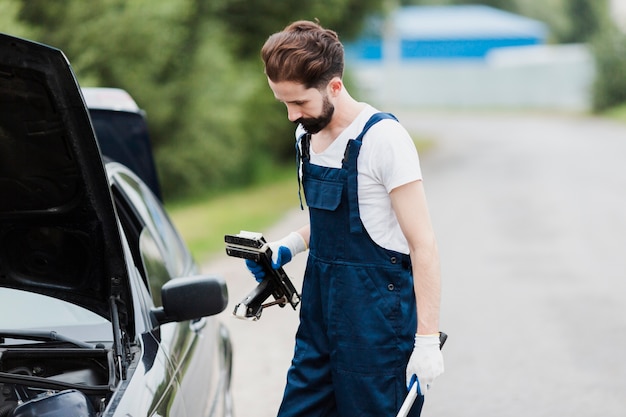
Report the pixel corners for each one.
[287,106,302,122]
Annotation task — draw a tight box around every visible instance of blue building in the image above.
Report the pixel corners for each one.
[345,5,548,61]
[343,5,592,110]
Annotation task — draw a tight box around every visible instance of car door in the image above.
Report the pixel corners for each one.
[108,163,227,416]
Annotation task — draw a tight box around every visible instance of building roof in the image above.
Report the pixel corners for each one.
[394,5,548,40]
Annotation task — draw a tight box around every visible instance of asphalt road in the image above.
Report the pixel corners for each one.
[204,111,626,416]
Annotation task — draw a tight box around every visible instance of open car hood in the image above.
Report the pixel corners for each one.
[0,34,132,327]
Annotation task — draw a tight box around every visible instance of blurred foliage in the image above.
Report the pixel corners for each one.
[556,0,626,113]
[560,0,602,43]
[11,0,386,200]
[4,0,626,200]
[16,0,253,199]
[591,9,626,112]
[212,0,385,59]
[0,1,33,37]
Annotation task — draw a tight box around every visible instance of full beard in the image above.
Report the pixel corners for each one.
[296,96,335,134]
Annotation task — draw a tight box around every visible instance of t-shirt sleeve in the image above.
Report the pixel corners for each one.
[366,119,423,193]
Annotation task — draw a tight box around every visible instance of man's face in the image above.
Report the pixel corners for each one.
[268,79,335,134]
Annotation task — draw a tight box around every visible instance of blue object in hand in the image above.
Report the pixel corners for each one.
[245,259,265,282]
[245,245,293,282]
[271,245,292,268]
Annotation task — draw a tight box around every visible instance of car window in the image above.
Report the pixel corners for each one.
[89,109,162,200]
[110,167,192,305]
[138,227,170,306]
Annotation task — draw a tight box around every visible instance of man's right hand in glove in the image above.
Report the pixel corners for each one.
[246,231,307,282]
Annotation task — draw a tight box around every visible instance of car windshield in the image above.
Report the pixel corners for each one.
[0,288,112,342]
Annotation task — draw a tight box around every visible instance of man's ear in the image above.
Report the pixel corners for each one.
[327,77,343,97]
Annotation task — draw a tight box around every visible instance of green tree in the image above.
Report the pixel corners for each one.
[18,0,253,199]
[212,0,386,59]
[561,0,603,43]
[13,0,388,200]
[591,16,626,111]
[0,0,33,38]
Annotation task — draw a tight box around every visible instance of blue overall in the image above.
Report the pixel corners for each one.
[277,113,422,416]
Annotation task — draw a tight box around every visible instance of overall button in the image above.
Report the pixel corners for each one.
[390,256,397,264]
[387,284,395,291]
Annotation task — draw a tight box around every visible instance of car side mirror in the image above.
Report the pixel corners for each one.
[150,275,228,326]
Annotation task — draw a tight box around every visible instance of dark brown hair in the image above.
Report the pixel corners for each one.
[261,20,344,89]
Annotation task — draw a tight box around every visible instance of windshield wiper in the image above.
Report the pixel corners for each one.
[0,330,94,349]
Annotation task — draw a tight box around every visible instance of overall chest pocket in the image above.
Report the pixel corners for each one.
[303,177,344,211]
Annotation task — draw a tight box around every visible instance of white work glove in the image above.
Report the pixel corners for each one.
[405,334,445,395]
[246,232,307,282]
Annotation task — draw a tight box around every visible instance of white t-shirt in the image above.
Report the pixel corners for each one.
[297,105,422,253]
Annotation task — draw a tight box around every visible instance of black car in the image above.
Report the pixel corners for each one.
[0,34,233,417]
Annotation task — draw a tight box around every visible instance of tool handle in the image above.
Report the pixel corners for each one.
[396,382,418,417]
[439,331,447,349]
[232,279,276,320]
[263,245,301,308]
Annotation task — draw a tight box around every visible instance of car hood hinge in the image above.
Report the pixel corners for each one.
[109,293,130,380]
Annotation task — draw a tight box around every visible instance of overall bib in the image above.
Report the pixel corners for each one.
[277,113,422,417]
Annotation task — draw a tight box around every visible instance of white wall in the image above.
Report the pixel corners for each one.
[350,44,595,111]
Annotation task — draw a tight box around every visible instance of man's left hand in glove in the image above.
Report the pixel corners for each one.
[405,333,445,395]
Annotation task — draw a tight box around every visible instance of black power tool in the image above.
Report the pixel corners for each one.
[225,231,301,320]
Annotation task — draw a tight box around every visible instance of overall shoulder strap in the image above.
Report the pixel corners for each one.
[355,112,398,144]
[296,132,311,210]
[344,112,398,233]
[343,112,397,168]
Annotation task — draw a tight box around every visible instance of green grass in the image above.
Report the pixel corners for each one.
[168,135,434,263]
[167,170,299,263]
[602,103,626,124]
